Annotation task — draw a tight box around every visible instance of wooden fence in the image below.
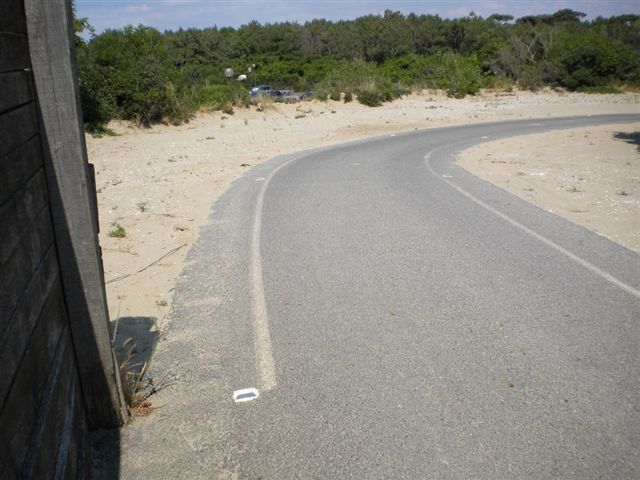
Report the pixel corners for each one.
[0,0,126,477]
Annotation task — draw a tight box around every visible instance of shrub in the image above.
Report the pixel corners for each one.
[579,85,623,94]
[193,84,249,111]
[329,91,341,101]
[357,90,382,107]
[517,65,545,90]
[550,33,640,90]
[85,123,118,137]
[108,222,126,238]
[80,26,191,126]
[343,92,353,102]
[436,52,484,98]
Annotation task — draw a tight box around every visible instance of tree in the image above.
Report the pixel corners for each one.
[488,14,514,24]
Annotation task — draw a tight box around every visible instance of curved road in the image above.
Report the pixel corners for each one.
[132,115,640,479]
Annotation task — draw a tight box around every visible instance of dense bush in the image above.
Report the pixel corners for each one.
[78,26,189,125]
[551,34,640,90]
[75,10,640,127]
[357,90,382,107]
[431,52,485,97]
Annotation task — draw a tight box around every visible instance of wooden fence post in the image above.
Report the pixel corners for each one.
[24,0,127,428]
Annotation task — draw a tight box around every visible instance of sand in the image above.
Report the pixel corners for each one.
[457,124,640,252]
[85,89,639,328]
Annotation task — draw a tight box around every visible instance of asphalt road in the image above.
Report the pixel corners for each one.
[126,115,640,480]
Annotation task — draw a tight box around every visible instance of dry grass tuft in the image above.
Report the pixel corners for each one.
[117,338,173,416]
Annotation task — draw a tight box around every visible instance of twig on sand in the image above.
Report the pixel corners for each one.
[106,243,187,284]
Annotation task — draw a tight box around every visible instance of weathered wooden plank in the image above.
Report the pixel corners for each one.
[0,33,30,73]
[73,405,92,480]
[0,70,34,113]
[0,135,42,206]
[44,373,77,480]
[0,289,67,477]
[0,0,27,35]
[25,0,128,428]
[0,168,49,264]
[0,203,54,339]
[60,382,87,480]
[0,102,39,158]
[0,246,60,407]
[22,328,75,479]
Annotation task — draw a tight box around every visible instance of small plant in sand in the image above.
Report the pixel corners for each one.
[294,113,306,119]
[343,92,353,103]
[156,299,168,307]
[108,222,126,238]
[117,339,155,415]
[617,190,630,196]
[137,201,147,212]
[567,186,583,193]
[114,332,175,417]
[329,91,341,101]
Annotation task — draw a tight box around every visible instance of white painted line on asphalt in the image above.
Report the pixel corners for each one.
[250,155,306,392]
[233,388,259,403]
[425,149,640,300]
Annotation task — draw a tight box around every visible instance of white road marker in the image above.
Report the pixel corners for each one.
[424,148,640,300]
[233,388,259,403]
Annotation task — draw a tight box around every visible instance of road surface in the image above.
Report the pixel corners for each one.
[122,115,640,479]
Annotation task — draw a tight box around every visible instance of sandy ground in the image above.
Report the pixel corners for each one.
[458,124,640,252]
[85,89,639,343]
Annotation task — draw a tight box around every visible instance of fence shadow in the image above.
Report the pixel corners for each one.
[111,316,160,376]
[613,131,640,152]
[91,316,159,479]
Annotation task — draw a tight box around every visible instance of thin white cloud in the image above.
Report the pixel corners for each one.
[123,3,151,14]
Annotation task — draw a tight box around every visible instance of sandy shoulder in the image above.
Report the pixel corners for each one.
[457,124,640,251]
[86,90,640,326]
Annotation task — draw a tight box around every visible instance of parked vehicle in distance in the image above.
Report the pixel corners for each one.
[250,85,313,102]
[250,85,275,97]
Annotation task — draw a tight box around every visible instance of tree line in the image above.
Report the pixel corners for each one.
[74,8,640,127]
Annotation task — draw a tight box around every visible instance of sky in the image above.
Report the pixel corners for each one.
[76,0,640,34]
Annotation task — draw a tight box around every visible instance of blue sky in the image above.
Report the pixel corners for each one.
[76,1,640,33]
